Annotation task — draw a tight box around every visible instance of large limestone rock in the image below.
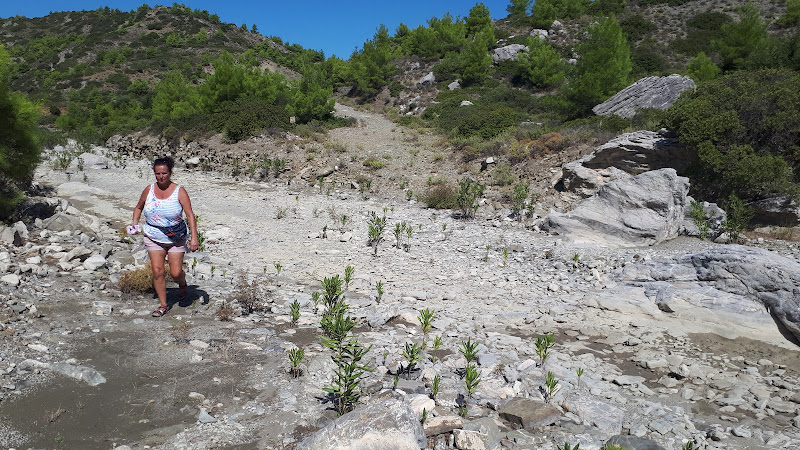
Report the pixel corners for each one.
[544,169,690,247]
[557,130,690,199]
[498,397,561,430]
[580,130,689,175]
[615,245,800,342]
[297,398,425,450]
[751,195,800,227]
[593,75,696,119]
[492,44,526,64]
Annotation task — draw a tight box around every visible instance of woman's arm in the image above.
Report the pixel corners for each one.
[132,186,149,227]
[179,187,199,252]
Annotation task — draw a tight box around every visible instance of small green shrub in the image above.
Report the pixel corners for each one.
[421,184,458,210]
[288,347,305,378]
[402,341,423,378]
[464,364,480,401]
[723,193,754,243]
[456,178,485,218]
[459,337,479,366]
[535,333,555,365]
[367,211,387,256]
[362,157,386,170]
[492,164,515,186]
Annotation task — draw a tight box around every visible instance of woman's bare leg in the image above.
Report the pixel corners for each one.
[149,249,168,307]
[167,251,187,298]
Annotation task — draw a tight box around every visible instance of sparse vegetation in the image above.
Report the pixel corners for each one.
[536,333,555,366]
[231,275,271,315]
[456,178,486,219]
[215,301,235,321]
[367,211,387,256]
[289,347,305,378]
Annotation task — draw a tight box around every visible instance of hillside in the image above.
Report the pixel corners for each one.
[1,0,799,223]
[0,4,308,104]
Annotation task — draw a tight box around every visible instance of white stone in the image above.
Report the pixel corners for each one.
[1,274,20,286]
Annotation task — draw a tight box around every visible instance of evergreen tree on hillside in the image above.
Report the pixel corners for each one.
[466,3,494,42]
[531,0,558,28]
[516,37,566,88]
[0,44,41,220]
[712,4,767,71]
[289,66,335,123]
[348,25,398,98]
[507,0,531,18]
[685,52,720,83]
[461,30,494,86]
[152,71,200,121]
[567,16,631,113]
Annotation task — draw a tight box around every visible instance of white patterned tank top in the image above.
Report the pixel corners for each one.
[143,183,184,243]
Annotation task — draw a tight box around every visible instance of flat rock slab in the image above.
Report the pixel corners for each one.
[593,74,696,119]
[562,394,624,435]
[424,415,464,436]
[605,434,667,450]
[498,397,562,430]
[297,398,425,450]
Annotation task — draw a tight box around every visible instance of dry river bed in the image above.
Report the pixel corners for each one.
[0,155,798,449]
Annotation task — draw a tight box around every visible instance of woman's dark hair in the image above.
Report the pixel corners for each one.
[153,156,175,173]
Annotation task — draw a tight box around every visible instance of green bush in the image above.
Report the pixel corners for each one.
[664,69,800,200]
[220,96,290,142]
[778,0,800,28]
[421,184,458,210]
[630,44,668,78]
[0,44,42,220]
[456,177,486,218]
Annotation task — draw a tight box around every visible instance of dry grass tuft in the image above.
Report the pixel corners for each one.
[118,263,173,293]
[216,301,235,321]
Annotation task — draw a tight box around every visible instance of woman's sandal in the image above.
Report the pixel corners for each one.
[151,305,169,317]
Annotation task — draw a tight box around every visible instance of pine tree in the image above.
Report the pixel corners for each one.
[516,37,565,88]
[568,16,631,112]
[686,52,720,83]
[506,0,531,18]
[712,4,767,70]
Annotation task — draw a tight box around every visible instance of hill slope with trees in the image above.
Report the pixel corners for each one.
[2,0,800,223]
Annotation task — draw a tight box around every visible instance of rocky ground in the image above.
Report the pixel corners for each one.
[1,105,800,450]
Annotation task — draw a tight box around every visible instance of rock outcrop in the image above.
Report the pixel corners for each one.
[492,44,526,63]
[616,245,800,342]
[593,75,696,119]
[557,130,690,199]
[544,168,690,247]
[751,195,800,227]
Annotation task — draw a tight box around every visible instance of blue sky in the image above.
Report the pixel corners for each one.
[1,1,513,59]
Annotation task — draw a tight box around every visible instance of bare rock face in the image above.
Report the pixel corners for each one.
[593,75,696,119]
[557,130,690,199]
[492,44,526,64]
[297,398,425,450]
[751,195,800,227]
[544,169,690,247]
[615,245,800,342]
[581,130,690,175]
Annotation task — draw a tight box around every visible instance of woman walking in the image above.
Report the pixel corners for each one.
[131,156,199,317]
